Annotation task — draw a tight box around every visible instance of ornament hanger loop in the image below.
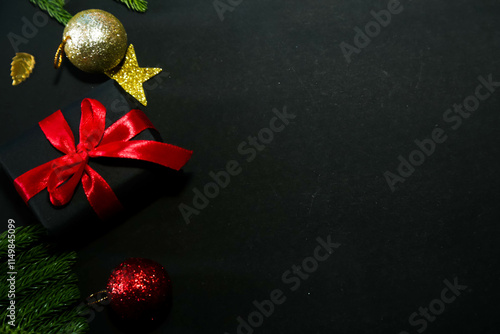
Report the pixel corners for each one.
[54,36,70,69]
[87,289,109,305]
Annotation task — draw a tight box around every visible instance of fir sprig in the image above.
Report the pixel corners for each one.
[0,323,36,334]
[0,224,45,260]
[29,0,73,26]
[29,0,149,26]
[115,0,148,12]
[0,225,89,334]
[17,283,80,327]
[15,252,77,295]
[39,308,89,334]
[15,244,50,270]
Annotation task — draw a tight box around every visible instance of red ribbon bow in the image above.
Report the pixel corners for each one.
[13,98,192,219]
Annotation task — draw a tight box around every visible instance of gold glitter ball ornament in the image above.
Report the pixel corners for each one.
[63,9,127,73]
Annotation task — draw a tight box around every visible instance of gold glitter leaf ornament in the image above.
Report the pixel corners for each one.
[105,45,162,106]
[11,53,35,86]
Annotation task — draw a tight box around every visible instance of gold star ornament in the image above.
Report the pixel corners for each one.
[105,44,162,106]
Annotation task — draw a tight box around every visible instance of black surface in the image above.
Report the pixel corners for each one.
[1,1,500,333]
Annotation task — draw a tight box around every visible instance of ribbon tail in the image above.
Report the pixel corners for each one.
[91,141,193,171]
[13,159,60,203]
[82,165,123,220]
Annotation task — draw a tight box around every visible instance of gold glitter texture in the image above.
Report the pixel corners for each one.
[105,44,162,106]
[11,52,35,86]
[63,9,127,73]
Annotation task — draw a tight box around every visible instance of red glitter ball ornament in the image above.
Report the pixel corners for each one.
[107,258,172,320]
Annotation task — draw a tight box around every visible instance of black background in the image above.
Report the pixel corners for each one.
[1,0,500,333]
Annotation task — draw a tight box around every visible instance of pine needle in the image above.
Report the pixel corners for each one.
[28,0,147,27]
[39,307,90,334]
[0,323,36,334]
[115,0,148,12]
[0,224,45,260]
[0,225,88,333]
[29,0,73,26]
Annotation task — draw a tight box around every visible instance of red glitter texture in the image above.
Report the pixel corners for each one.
[107,258,171,320]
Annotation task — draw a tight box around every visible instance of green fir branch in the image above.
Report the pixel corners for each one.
[18,283,80,328]
[0,251,77,306]
[115,0,148,12]
[14,273,78,314]
[28,0,147,27]
[0,245,49,309]
[29,0,73,26]
[15,252,77,294]
[0,323,36,334]
[1,225,88,334]
[38,307,89,334]
[0,224,45,260]
[15,244,49,271]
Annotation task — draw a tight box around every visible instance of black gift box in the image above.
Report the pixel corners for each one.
[0,80,164,235]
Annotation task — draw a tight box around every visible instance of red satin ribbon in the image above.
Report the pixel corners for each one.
[13,98,192,219]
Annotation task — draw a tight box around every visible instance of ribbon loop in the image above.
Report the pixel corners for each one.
[13,98,193,219]
[79,99,106,147]
[39,110,76,155]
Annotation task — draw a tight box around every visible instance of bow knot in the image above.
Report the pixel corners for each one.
[14,98,192,220]
[77,141,93,154]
